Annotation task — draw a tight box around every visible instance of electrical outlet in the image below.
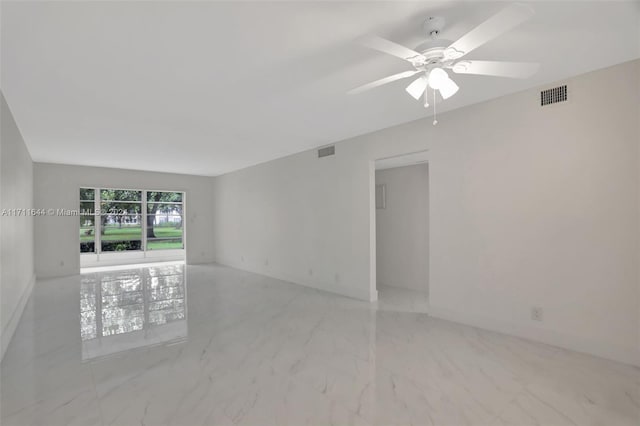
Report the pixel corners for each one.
[531,307,543,322]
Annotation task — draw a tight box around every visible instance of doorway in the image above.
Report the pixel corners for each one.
[373,151,429,313]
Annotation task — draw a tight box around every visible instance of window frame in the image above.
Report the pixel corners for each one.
[79,187,186,266]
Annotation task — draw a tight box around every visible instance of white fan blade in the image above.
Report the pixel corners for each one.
[358,34,426,64]
[452,60,539,78]
[348,70,420,95]
[405,75,428,100]
[444,3,534,60]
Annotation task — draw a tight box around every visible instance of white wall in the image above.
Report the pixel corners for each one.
[212,59,640,365]
[426,60,639,367]
[1,92,35,360]
[212,144,373,300]
[375,164,429,293]
[34,163,214,278]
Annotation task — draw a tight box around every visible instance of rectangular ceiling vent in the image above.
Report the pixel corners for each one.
[317,145,335,158]
[540,85,568,106]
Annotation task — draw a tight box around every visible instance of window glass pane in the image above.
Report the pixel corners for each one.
[100,189,141,202]
[98,189,140,253]
[147,214,183,250]
[80,188,95,201]
[101,214,142,252]
[80,201,95,215]
[100,202,141,215]
[80,214,96,253]
[80,229,95,252]
[80,212,96,229]
[147,191,182,203]
[146,193,183,251]
[80,188,96,253]
[147,203,183,216]
[147,236,183,250]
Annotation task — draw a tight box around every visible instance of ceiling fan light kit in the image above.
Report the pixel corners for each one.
[349,3,540,125]
[436,76,459,100]
[406,75,428,100]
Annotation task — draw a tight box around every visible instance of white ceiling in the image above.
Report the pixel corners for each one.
[2,1,639,176]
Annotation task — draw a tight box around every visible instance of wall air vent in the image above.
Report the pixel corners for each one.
[540,85,567,106]
[317,145,335,158]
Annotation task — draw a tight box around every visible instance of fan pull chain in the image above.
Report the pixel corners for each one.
[433,90,438,126]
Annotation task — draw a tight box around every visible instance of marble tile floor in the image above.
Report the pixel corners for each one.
[1,263,638,426]
[376,285,429,314]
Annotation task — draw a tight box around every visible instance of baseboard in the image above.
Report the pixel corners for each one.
[187,258,215,266]
[81,250,185,269]
[212,259,374,302]
[428,305,640,367]
[1,272,36,362]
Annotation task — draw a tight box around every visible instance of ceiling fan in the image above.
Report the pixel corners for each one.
[348,3,539,121]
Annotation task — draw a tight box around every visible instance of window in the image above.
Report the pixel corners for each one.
[146,191,184,250]
[80,188,96,253]
[79,188,184,254]
[100,189,142,252]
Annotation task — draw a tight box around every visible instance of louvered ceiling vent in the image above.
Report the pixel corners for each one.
[540,85,568,106]
[318,145,335,158]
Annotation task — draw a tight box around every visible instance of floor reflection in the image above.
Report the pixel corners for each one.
[80,263,187,360]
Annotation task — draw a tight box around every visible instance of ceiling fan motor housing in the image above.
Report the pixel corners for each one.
[415,17,450,67]
[414,38,452,66]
